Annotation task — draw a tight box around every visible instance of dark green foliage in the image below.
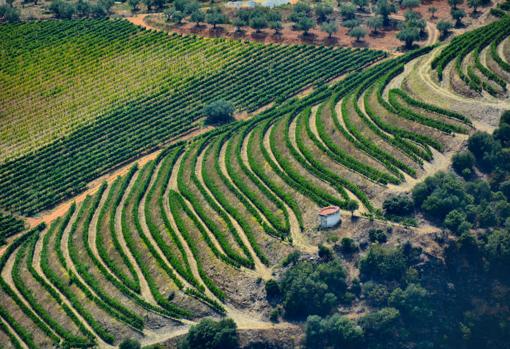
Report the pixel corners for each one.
[438,20,453,39]
[296,16,316,35]
[359,245,407,281]
[349,26,368,42]
[383,194,414,216]
[49,0,75,19]
[269,308,280,322]
[265,279,281,299]
[412,172,473,221]
[204,100,235,125]
[368,229,387,244]
[340,237,358,254]
[0,5,19,22]
[451,8,466,27]
[468,131,498,171]
[282,251,301,267]
[250,15,268,33]
[340,2,356,19]
[444,209,471,234]
[388,284,431,322]
[305,314,364,349]
[318,244,334,261]
[119,339,141,349]
[315,3,333,23]
[179,319,239,349]
[0,212,24,244]
[359,308,400,344]
[452,151,475,177]
[485,229,510,267]
[278,259,347,319]
[397,26,420,49]
[363,281,389,306]
[375,0,397,26]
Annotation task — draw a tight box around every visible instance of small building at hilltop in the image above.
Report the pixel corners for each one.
[318,206,341,229]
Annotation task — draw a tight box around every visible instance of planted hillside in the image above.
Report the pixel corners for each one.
[0,39,478,346]
[0,212,24,244]
[432,15,510,97]
[0,18,385,216]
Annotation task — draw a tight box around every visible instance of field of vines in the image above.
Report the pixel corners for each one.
[0,18,385,217]
[0,37,477,346]
[432,14,510,97]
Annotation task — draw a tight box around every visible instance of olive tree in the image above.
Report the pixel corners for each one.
[397,26,420,49]
[321,21,338,38]
[203,100,235,124]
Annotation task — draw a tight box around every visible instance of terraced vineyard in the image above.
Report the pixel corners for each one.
[432,14,510,98]
[0,19,384,216]
[0,34,486,345]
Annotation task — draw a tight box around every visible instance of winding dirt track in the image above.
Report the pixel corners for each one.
[1,245,62,343]
[137,163,192,291]
[24,126,210,231]
[31,228,109,347]
[307,106,369,213]
[59,192,144,336]
[194,146,272,280]
[309,104,385,188]
[417,47,510,110]
[218,138,278,237]
[87,184,137,298]
[0,315,29,349]
[240,130,316,254]
[165,153,217,300]
[115,170,156,304]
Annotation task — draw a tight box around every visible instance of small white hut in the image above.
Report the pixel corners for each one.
[318,206,341,229]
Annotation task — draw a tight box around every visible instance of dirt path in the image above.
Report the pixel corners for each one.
[180,196,228,257]
[60,192,144,337]
[416,47,510,110]
[140,315,298,348]
[390,14,439,48]
[165,153,219,300]
[0,314,30,349]
[137,160,193,292]
[498,36,509,63]
[1,243,62,342]
[386,145,463,192]
[218,138,278,235]
[87,184,131,294]
[31,229,111,348]
[262,124,286,174]
[114,170,156,304]
[194,146,272,280]
[240,131,316,254]
[308,106,371,214]
[309,104,385,189]
[425,19,440,46]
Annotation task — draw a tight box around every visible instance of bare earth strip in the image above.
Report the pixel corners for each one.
[32,228,111,348]
[195,145,272,280]
[241,130,316,254]
[165,153,217,299]
[218,138,278,236]
[115,170,156,304]
[0,314,29,349]
[137,158,194,290]
[1,244,61,342]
